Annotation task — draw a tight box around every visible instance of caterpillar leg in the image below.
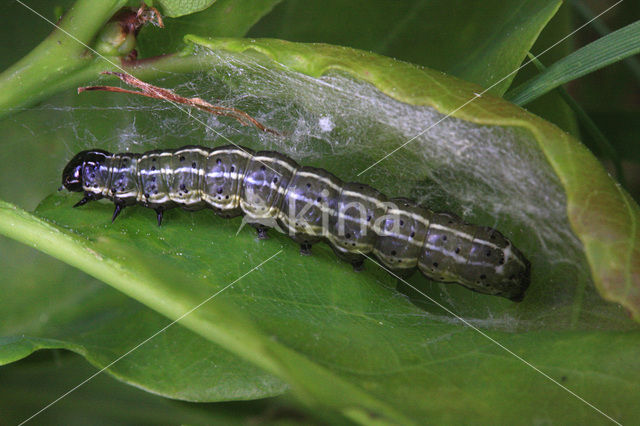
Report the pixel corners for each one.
[73,197,91,208]
[254,225,269,240]
[329,244,366,272]
[299,242,313,256]
[351,258,365,272]
[73,192,101,208]
[155,208,164,226]
[388,267,415,279]
[112,203,125,222]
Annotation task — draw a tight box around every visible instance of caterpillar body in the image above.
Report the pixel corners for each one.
[61,145,531,301]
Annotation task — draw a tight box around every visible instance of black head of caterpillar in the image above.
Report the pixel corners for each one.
[62,149,111,192]
[61,145,531,302]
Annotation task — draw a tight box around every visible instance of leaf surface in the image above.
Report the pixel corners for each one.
[248,0,562,94]
[153,0,218,18]
[0,240,285,401]
[2,197,640,423]
[0,353,299,425]
[186,36,640,320]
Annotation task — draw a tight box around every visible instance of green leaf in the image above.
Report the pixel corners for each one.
[505,20,640,105]
[152,0,218,18]
[137,0,283,56]
[0,353,302,424]
[2,199,640,423]
[0,198,414,424]
[187,35,640,320]
[248,0,562,95]
[569,0,640,83]
[0,239,286,401]
[1,38,640,423]
[507,2,580,136]
[525,53,626,188]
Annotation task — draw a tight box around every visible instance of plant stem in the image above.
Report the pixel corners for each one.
[0,0,126,116]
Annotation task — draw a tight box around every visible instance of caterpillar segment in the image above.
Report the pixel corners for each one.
[62,145,531,301]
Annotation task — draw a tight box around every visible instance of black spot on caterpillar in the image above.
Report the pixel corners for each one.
[62,145,531,301]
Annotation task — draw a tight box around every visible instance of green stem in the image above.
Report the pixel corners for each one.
[0,0,126,116]
[0,53,216,114]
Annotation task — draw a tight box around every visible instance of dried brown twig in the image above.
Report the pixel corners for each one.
[78,71,282,136]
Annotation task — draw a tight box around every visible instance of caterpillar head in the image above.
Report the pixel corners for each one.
[452,228,532,302]
[62,149,111,192]
[497,252,531,302]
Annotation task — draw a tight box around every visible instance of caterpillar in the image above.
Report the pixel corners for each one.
[61,144,531,301]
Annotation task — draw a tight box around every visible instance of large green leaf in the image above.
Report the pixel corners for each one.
[185,36,640,319]
[248,0,562,94]
[1,198,639,423]
[0,353,304,425]
[0,239,285,401]
[1,37,639,423]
